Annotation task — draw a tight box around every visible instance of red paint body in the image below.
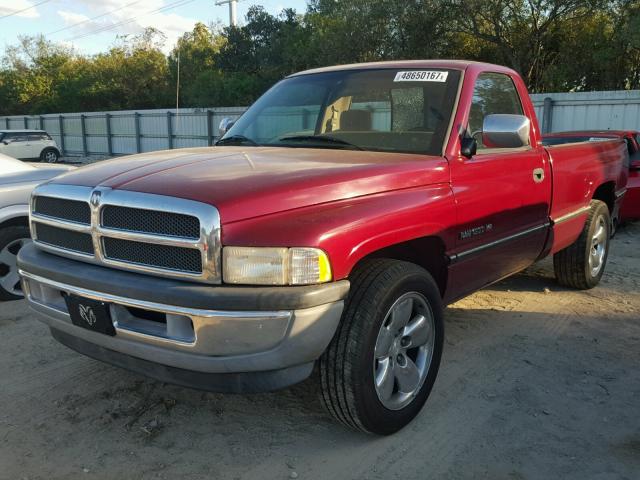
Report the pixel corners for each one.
[51,61,628,303]
[544,130,639,222]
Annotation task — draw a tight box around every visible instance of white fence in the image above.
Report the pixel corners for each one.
[1,90,639,156]
[0,107,246,157]
[531,90,640,133]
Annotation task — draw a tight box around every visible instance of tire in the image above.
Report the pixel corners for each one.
[40,148,59,163]
[0,225,31,301]
[318,259,444,435]
[553,200,610,290]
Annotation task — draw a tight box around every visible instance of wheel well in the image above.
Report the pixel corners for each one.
[351,237,448,297]
[0,216,29,230]
[41,146,60,156]
[592,182,616,214]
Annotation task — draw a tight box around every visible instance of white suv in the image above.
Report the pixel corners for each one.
[0,129,62,163]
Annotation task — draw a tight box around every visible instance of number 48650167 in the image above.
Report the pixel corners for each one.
[393,71,449,82]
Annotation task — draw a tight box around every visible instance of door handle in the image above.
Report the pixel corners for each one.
[533,168,545,183]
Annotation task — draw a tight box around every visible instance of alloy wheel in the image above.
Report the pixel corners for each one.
[589,215,607,277]
[373,291,435,410]
[0,238,30,297]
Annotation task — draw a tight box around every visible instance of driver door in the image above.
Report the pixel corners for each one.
[447,72,550,300]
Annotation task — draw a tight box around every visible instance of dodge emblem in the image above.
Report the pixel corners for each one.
[90,190,102,207]
[79,304,97,326]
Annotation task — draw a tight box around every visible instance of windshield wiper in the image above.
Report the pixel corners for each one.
[276,135,364,150]
[216,135,260,146]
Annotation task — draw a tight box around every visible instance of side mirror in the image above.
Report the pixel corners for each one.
[630,151,640,170]
[460,137,477,158]
[482,114,530,149]
[218,117,235,137]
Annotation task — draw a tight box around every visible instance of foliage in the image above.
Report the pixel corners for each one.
[1,1,639,115]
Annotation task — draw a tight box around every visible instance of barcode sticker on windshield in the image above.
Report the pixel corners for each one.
[394,71,448,82]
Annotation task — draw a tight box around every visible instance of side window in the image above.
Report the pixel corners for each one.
[2,133,26,143]
[28,133,48,142]
[469,73,524,150]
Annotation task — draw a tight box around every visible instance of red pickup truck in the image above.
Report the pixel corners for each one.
[18,61,628,435]
[544,130,639,222]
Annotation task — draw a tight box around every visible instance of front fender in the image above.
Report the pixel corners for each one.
[221,184,457,280]
[0,204,29,226]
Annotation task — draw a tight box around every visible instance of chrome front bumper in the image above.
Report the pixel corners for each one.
[20,270,344,376]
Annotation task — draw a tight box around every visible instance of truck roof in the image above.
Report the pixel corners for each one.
[289,60,517,77]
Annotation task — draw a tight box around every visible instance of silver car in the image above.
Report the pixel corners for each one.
[0,153,74,300]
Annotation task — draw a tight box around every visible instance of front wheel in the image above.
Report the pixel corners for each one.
[40,148,59,163]
[554,200,611,289]
[318,259,444,435]
[0,226,31,301]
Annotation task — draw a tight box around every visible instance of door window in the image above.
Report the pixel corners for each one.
[3,133,27,143]
[27,133,49,142]
[469,73,524,150]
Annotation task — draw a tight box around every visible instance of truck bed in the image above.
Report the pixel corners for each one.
[544,138,628,254]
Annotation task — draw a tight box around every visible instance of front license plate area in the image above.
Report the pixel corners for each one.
[65,295,116,336]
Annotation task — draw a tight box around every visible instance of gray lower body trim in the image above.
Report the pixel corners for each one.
[449,223,550,263]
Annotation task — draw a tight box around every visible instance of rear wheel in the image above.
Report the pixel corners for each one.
[554,200,610,289]
[319,259,444,435]
[40,148,59,163]
[0,226,31,301]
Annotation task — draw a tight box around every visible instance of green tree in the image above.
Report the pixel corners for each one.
[0,0,638,115]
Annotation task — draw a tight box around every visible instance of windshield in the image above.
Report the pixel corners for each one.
[222,68,461,156]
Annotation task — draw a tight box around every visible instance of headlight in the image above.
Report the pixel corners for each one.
[223,247,332,285]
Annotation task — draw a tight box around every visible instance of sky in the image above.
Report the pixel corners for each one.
[0,0,309,55]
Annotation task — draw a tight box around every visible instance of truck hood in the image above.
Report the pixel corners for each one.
[50,147,449,223]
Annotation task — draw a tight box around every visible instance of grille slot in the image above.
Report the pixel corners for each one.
[102,206,200,239]
[34,196,91,224]
[34,223,94,255]
[103,237,202,274]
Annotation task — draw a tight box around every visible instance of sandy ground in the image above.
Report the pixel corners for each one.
[1,224,639,480]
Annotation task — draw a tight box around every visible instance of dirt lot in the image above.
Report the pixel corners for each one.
[1,223,639,480]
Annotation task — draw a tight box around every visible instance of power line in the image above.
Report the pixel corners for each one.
[66,0,197,42]
[65,0,193,41]
[47,0,145,36]
[0,0,52,20]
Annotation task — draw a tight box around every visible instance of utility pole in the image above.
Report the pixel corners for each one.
[215,0,237,27]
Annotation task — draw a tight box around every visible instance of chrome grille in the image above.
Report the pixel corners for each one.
[102,205,200,239]
[103,237,203,273]
[29,184,221,283]
[34,223,94,255]
[34,196,91,224]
